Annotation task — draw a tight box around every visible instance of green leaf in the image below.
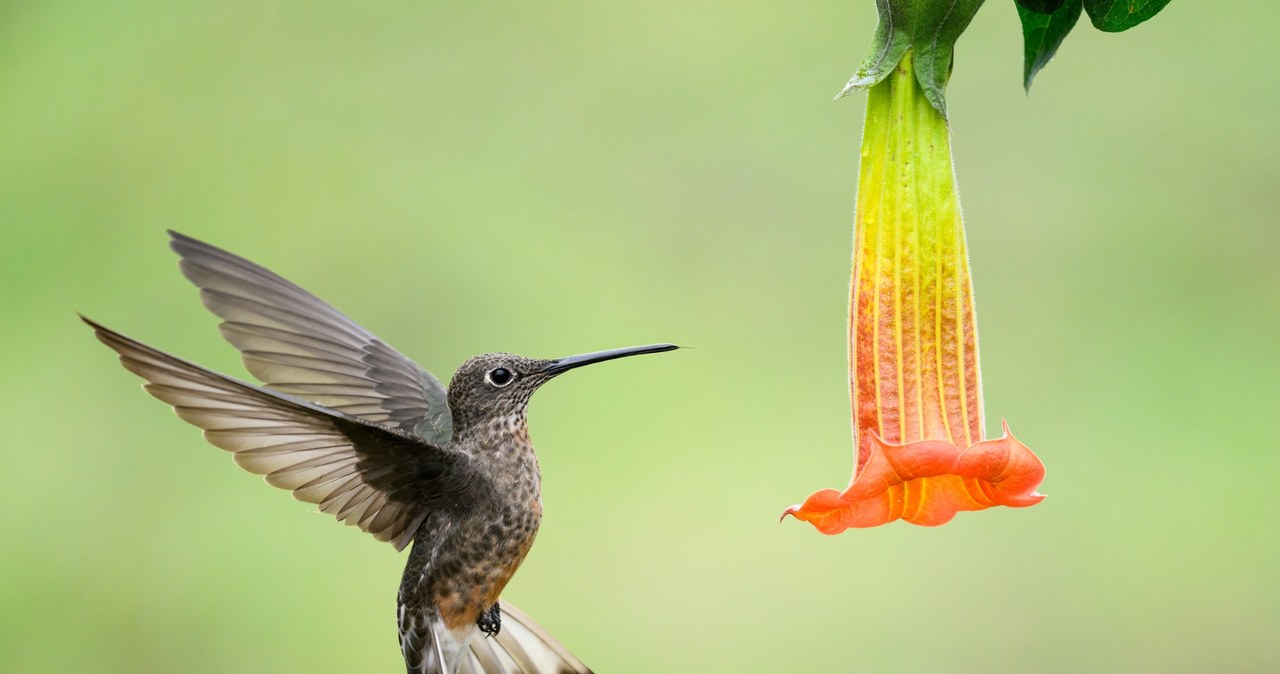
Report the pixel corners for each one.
[1017,0,1067,11]
[838,0,986,118]
[1017,0,1083,91]
[839,0,913,97]
[1081,0,1171,32]
[910,0,986,117]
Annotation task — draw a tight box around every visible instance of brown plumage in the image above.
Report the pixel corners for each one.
[83,231,676,673]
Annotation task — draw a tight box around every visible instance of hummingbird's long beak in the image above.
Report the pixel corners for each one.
[542,344,678,375]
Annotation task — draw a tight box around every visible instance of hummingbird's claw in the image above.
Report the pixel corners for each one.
[477,603,502,637]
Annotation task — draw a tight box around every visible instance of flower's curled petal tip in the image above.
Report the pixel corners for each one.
[780,489,856,535]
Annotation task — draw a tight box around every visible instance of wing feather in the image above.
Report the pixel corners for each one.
[169,230,454,445]
[84,316,459,551]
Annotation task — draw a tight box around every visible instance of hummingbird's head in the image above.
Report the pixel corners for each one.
[446,344,678,426]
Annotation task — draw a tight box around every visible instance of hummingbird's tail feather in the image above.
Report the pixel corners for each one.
[399,608,448,674]
[400,600,590,674]
[458,601,593,674]
[81,315,456,550]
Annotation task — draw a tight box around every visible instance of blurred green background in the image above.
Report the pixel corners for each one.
[3,2,1278,672]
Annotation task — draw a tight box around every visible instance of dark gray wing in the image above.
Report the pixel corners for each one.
[168,230,454,445]
[459,601,594,674]
[84,316,464,550]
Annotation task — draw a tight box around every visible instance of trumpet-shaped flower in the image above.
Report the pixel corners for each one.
[784,52,1045,534]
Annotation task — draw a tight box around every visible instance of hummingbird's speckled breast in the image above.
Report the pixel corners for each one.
[404,412,544,632]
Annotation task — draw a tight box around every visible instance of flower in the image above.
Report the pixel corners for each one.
[783,51,1045,534]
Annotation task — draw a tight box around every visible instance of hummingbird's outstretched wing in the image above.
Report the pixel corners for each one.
[459,601,593,674]
[168,230,455,446]
[84,316,463,551]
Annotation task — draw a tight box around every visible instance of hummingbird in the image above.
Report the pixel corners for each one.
[82,231,677,674]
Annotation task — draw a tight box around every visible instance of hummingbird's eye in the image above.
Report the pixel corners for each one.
[486,367,514,387]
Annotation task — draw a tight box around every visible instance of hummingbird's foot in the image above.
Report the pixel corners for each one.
[477,603,501,637]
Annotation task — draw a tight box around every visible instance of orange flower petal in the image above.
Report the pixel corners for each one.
[782,422,1044,535]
